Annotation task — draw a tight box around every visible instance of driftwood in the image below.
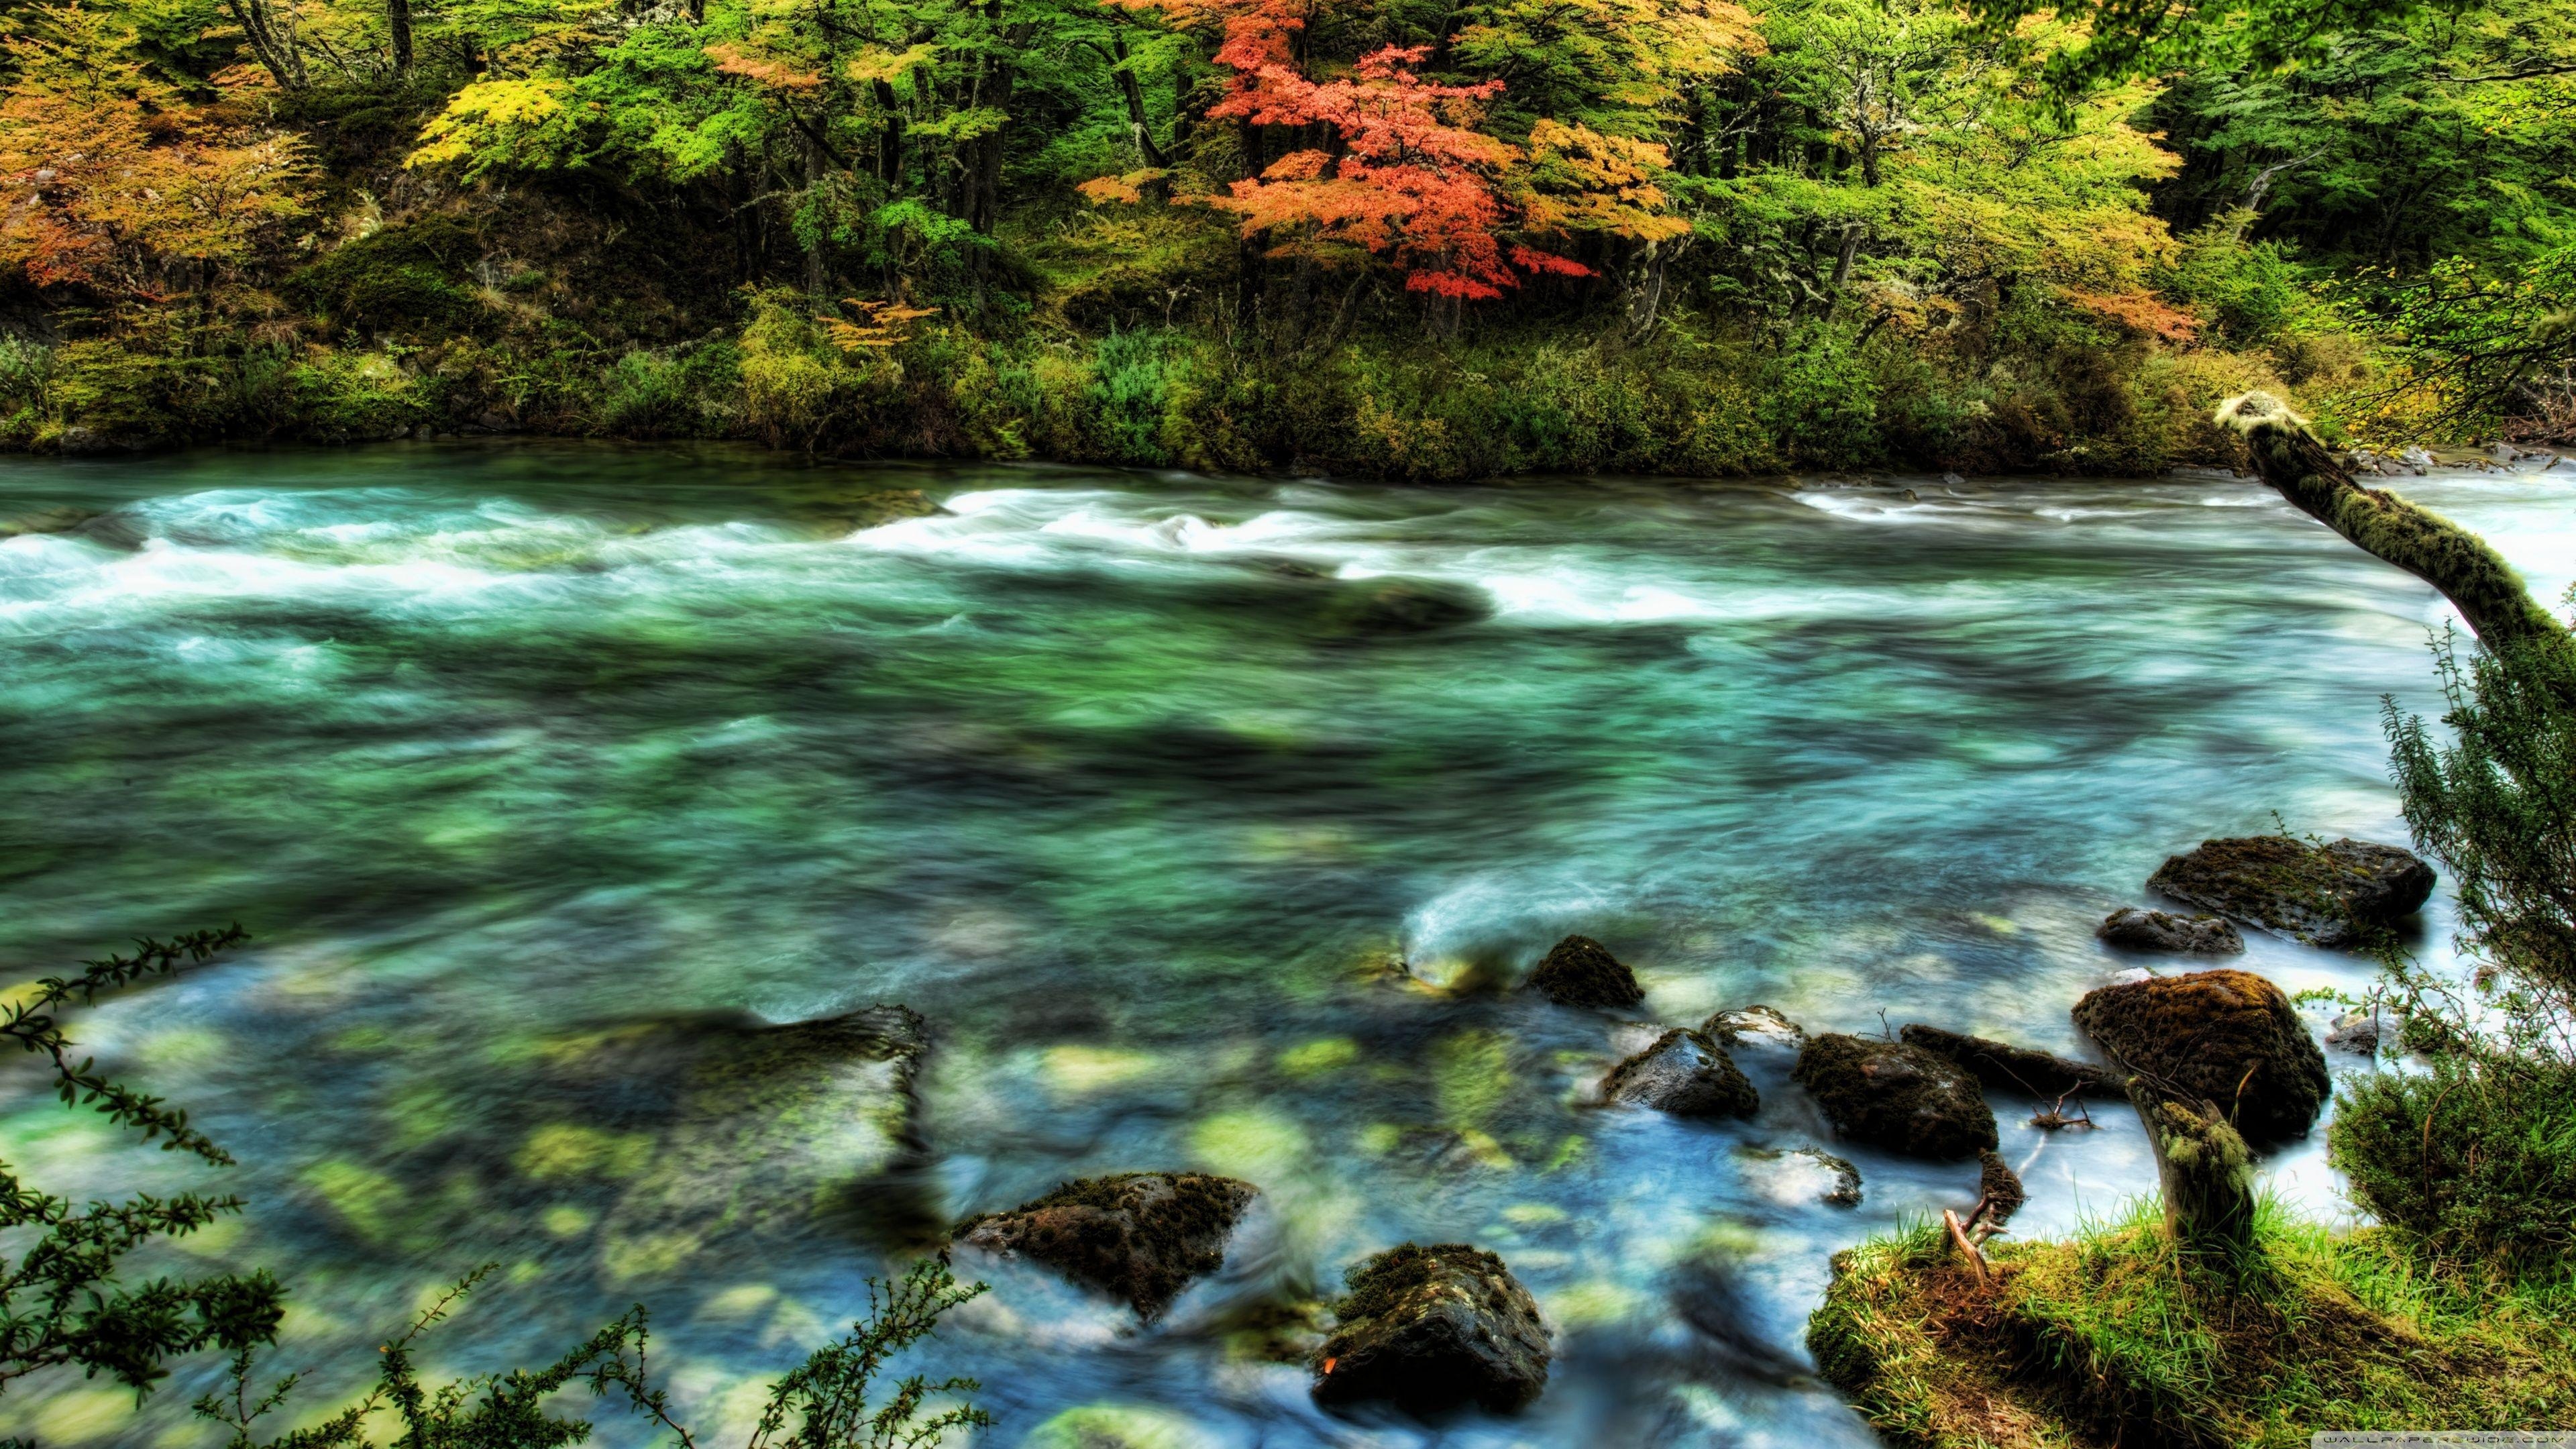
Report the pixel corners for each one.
[2216,393,2572,662]
[2126,1077,2259,1262]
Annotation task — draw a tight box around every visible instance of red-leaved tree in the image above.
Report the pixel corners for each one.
[1097,0,1587,299]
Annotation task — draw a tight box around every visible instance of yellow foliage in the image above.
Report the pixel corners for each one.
[406,78,578,173]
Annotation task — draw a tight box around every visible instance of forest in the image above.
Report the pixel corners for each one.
[0,0,2569,473]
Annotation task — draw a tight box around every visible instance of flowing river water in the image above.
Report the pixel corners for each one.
[2,445,2570,1448]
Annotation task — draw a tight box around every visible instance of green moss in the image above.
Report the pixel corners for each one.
[1811,1205,2576,1448]
[287,216,492,339]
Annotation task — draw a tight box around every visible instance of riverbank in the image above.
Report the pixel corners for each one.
[1811,1206,2576,1447]
[2,307,2314,482]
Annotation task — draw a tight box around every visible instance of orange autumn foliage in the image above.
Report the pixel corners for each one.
[0,7,312,300]
[2064,287,2202,345]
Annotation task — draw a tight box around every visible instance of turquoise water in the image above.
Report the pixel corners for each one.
[2,445,2569,1447]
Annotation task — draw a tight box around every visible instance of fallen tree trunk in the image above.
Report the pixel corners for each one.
[2216,392,2571,661]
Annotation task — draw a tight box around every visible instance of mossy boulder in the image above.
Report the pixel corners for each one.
[1525,935,1644,1008]
[955,1171,1258,1319]
[1600,1028,1758,1118]
[2072,969,2330,1145]
[1312,1242,1550,1414]
[2098,907,2245,955]
[2147,836,2433,948]
[1898,1024,2115,1097]
[1792,1034,1998,1159]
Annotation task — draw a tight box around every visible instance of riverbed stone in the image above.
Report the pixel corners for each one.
[956,1171,1258,1319]
[2147,836,2434,948]
[1792,1034,1998,1159]
[1525,935,1644,1008]
[1312,1242,1550,1413]
[1314,577,1491,636]
[0,504,99,538]
[1600,1029,1758,1118]
[1897,1024,2115,1097]
[2098,907,2245,955]
[2071,968,2330,1144]
[582,1004,933,1274]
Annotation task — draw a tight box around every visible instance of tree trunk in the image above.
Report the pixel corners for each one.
[801,133,831,306]
[226,0,306,91]
[388,0,412,72]
[2218,392,2572,661]
[1111,35,1167,168]
[2128,1080,2259,1262]
[873,79,905,187]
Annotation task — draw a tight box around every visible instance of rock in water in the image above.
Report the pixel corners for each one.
[1897,1024,2115,1097]
[1800,1147,1864,1206]
[1525,935,1645,1008]
[956,1171,1258,1319]
[0,504,99,538]
[1313,1243,1550,1413]
[1312,577,1491,637]
[1601,1029,1758,1118]
[1974,1148,2025,1228]
[2325,1010,2382,1055]
[2071,969,2329,1144]
[1703,1005,1807,1061]
[1792,1034,1998,1159]
[2097,907,2245,955]
[2147,836,2433,948]
[588,1005,932,1276]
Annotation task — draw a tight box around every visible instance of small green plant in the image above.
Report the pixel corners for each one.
[2,928,991,1449]
[1,926,285,1413]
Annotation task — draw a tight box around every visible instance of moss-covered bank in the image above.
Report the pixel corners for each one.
[1809,1204,2576,1447]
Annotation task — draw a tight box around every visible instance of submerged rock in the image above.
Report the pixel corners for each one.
[1792,1034,1998,1159]
[956,1171,1258,1319]
[0,504,99,538]
[1312,577,1491,637]
[1525,935,1644,1009]
[1741,1146,1863,1208]
[1897,1024,2115,1097]
[580,1004,934,1274]
[2147,836,2434,948]
[2097,907,2245,955]
[1600,1029,1758,1118]
[2071,968,2330,1144]
[1312,1243,1550,1414]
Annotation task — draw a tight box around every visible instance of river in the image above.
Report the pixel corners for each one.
[2,445,2569,1448]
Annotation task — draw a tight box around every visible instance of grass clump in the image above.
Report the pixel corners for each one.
[1810,1201,2576,1448]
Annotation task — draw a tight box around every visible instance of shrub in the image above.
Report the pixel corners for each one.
[2333,1057,2576,1279]
[286,217,492,339]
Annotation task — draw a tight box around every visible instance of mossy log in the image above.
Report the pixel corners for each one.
[2127,1079,2258,1263]
[2216,392,2571,661]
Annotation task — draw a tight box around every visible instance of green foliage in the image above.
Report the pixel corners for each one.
[286,217,490,339]
[193,1258,990,1449]
[1,928,287,1408]
[2334,1057,2576,1279]
[2386,627,2576,1057]
[0,926,991,1449]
